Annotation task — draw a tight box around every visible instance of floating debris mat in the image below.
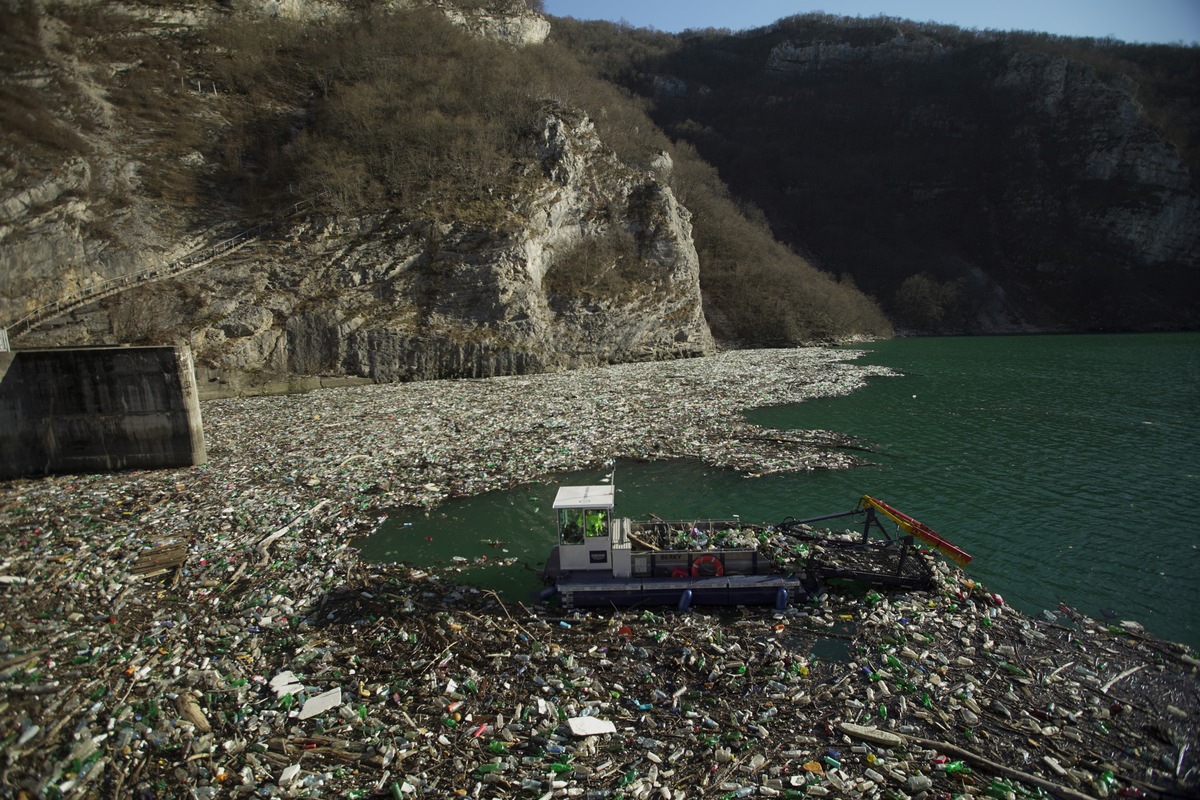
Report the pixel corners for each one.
[129,542,187,582]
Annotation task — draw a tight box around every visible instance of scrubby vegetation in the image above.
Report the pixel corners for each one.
[200,5,892,342]
[206,9,548,220]
[552,13,1200,333]
[543,228,644,305]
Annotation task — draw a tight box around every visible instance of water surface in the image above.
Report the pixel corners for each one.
[360,333,1200,648]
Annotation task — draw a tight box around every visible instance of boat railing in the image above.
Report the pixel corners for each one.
[630,548,771,578]
[631,518,747,533]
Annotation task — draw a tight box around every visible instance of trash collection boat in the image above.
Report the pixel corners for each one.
[540,481,972,609]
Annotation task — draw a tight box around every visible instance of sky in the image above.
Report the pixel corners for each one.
[540,0,1200,45]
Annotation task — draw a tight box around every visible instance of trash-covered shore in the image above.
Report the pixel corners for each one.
[1,347,1197,799]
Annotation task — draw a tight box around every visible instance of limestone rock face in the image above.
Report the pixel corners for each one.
[438,1,550,47]
[239,0,549,45]
[217,305,275,338]
[178,107,713,383]
[995,51,1200,268]
[767,33,947,75]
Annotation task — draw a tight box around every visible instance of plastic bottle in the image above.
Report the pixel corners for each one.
[987,780,1017,800]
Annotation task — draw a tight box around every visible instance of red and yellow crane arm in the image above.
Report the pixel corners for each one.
[859,495,973,567]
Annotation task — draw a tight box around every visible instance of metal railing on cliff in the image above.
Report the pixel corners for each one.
[3,193,328,344]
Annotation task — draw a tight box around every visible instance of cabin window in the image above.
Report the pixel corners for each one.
[559,509,585,544]
[585,509,609,537]
[558,508,610,544]
[554,506,604,544]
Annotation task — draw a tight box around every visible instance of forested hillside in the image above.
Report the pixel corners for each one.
[552,14,1200,332]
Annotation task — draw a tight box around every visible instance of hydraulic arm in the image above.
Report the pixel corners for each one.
[859,495,973,567]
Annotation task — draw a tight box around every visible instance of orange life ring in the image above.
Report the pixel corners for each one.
[691,554,725,578]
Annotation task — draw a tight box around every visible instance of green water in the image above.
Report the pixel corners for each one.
[359,333,1200,649]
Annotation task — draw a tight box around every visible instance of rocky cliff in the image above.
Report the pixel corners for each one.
[1,1,713,388]
[239,0,551,45]
[0,0,552,332]
[628,20,1200,331]
[994,50,1199,268]
[6,6,1196,372]
[17,104,714,387]
[194,106,712,384]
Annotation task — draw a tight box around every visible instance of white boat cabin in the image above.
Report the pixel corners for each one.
[552,484,632,577]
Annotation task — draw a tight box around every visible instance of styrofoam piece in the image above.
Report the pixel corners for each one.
[298,687,342,720]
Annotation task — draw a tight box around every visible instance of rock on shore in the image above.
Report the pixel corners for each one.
[0,348,1196,798]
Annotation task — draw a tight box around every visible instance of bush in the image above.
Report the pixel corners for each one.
[891,273,963,331]
[205,9,551,217]
[669,142,892,344]
[543,228,644,304]
[106,282,200,345]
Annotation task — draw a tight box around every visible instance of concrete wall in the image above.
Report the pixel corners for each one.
[0,345,206,479]
[194,364,373,400]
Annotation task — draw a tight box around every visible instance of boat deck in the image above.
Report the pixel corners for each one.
[544,545,812,608]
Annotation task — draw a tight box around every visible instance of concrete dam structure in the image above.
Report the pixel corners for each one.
[0,345,206,479]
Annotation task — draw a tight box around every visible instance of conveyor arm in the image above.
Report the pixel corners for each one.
[859,495,973,567]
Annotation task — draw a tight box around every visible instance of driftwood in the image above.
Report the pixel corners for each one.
[130,543,187,581]
[0,648,48,676]
[1101,663,1147,694]
[906,734,1099,800]
[257,499,331,567]
[628,532,660,551]
[176,695,212,733]
[837,722,1103,800]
